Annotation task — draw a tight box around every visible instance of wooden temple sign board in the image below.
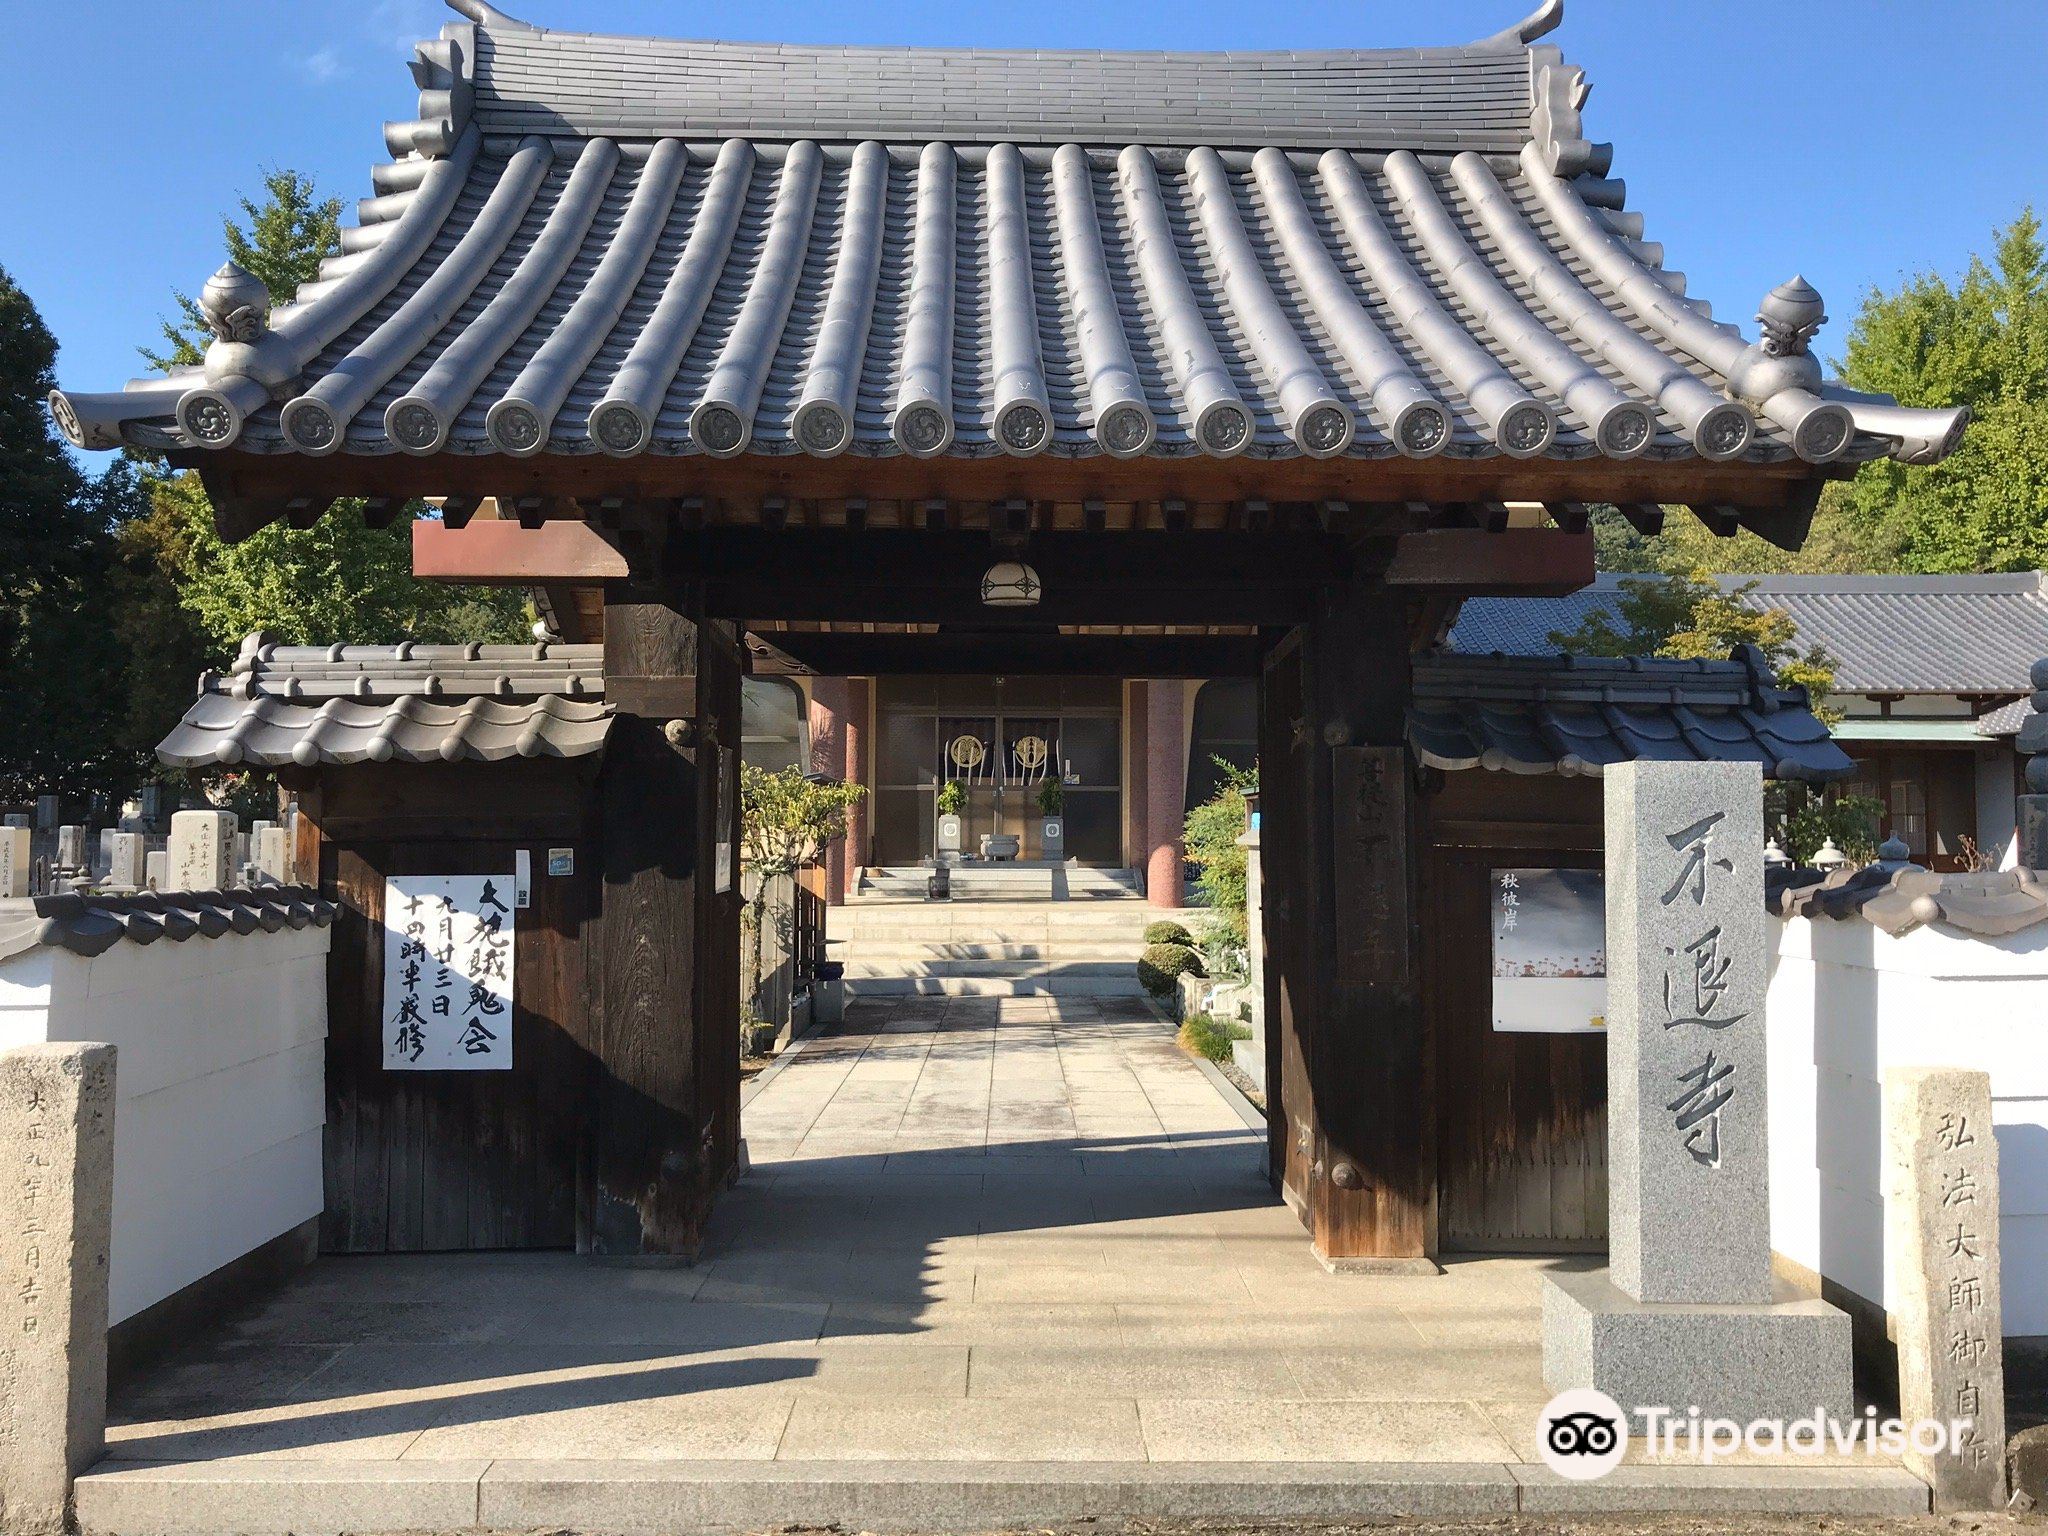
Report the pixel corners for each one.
[382,874,517,1070]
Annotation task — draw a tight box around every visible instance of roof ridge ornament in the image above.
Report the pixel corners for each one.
[1473,0,1564,49]
[1725,276,1854,460]
[444,0,536,29]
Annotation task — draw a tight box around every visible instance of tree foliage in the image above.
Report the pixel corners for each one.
[1831,210,2048,572]
[0,266,143,803]
[1546,571,1839,721]
[1183,756,1257,963]
[738,764,866,1024]
[139,472,526,650]
[1587,210,2047,579]
[142,170,342,371]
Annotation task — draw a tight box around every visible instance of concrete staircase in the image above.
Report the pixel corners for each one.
[834,867,1197,998]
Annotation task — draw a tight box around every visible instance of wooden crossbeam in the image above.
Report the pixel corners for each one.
[1382,528,1593,595]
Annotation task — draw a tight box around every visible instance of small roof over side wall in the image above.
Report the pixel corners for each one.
[53,0,1965,477]
[1451,572,2048,696]
[1409,645,1853,782]
[158,634,611,768]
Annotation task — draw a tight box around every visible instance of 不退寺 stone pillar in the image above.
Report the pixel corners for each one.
[809,677,851,904]
[1543,760,1851,1425]
[1144,681,1185,908]
[0,1043,116,1536]
[1885,1066,2007,1510]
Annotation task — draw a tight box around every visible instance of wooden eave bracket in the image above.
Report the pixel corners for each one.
[413,518,630,583]
[1382,528,1593,596]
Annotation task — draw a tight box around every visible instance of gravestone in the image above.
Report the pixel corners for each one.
[3,815,27,830]
[0,827,28,900]
[105,833,147,893]
[1885,1066,2007,1510]
[53,826,86,873]
[252,824,289,885]
[95,830,115,879]
[143,850,168,893]
[33,797,57,833]
[1543,761,1851,1426]
[167,810,235,891]
[0,1043,116,1536]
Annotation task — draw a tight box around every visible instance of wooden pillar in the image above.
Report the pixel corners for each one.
[808,677,850,904]
[845,677,870,881]
[591,583,740,1255]
[1145,680,1185,908]
[1127,682,1149,873]
[1260,578,1433,1269]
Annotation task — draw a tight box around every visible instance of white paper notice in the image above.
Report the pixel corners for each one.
[383,873,516,1070]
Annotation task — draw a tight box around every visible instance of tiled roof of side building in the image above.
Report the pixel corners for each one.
[1450,571,2048,696]
[1409,646,1854,783]
[52,0,1964,468]
[156,634,612,768]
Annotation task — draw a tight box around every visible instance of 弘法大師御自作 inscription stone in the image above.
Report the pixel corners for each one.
[1542,761,1851,1426]
[1885,1066,2007,1510]
[0,1043,115,1536]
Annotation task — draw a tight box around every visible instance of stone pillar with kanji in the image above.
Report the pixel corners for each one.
[1543,761,1852,1427]
[1885,1066,2007,1510]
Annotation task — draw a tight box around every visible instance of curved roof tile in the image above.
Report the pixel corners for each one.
[52,1,1964,467]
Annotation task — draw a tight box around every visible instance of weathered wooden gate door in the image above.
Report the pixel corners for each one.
[323,839,593,1253]
[1426,845,1608,1251]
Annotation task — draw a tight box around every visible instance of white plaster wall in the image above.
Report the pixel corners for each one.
[1767,914,2048,1337]
[0,925,329,1324]
[1974,748,2019,869]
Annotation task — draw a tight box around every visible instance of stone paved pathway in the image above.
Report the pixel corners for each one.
[82,997,1925,1531]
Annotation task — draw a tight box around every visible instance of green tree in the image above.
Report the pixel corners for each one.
[1831,210,2048,571]
[738,765,866,1029]
[142,472,526,650]
[123,167,525,750]
[0,266,143,803]
[1182,756,1257,965]
[1545,571,1838,720]
[142,170,342,370]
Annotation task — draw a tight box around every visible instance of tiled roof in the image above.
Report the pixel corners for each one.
[1768,864,2048,939]
[51,2,1964,470]
[157,635,611,768]
[1451,572,2048,695]
[0,886,337,966]
[1409,645,1853,783]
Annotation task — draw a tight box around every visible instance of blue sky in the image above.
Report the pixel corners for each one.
[8,0,2044,405]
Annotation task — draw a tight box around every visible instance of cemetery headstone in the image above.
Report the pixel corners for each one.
[106,833,147,893]
[54,826,86,872]
[1543,760,1851,1426]
[3,814,27,830]
[1885,1066,2007,1510]
[0,827,29,900]
[252,825,289,885]
[167,810,236,892]
[144,850,169,893]
[34,796,58,832]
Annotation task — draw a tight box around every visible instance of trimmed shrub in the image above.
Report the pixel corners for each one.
[1178,1012,1251,1064]
[1138,941,1205,997]
[1143,920,1194,947]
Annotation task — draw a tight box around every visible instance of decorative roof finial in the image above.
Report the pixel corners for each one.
[1756,276,1827,359]
[198,263,270,344]
[1726,275,1828,413]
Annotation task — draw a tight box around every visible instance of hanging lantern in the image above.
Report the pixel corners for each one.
[980,560,1041,607]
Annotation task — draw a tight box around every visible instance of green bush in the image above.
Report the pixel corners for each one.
[1143,919,1194,947]
[1137,941,1205,997]
[1178,1012,1251,1063]
[936,779,966,816]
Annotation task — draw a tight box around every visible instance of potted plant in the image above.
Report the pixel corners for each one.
[1036,777,1064,860]
[936,778,966,856]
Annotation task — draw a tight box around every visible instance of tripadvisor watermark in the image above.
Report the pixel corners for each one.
[1538,1389,1976,1481]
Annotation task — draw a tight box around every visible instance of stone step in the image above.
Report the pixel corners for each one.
[840,957,1135,980]
[841,973,1152,997]
[829,941,1141,962]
